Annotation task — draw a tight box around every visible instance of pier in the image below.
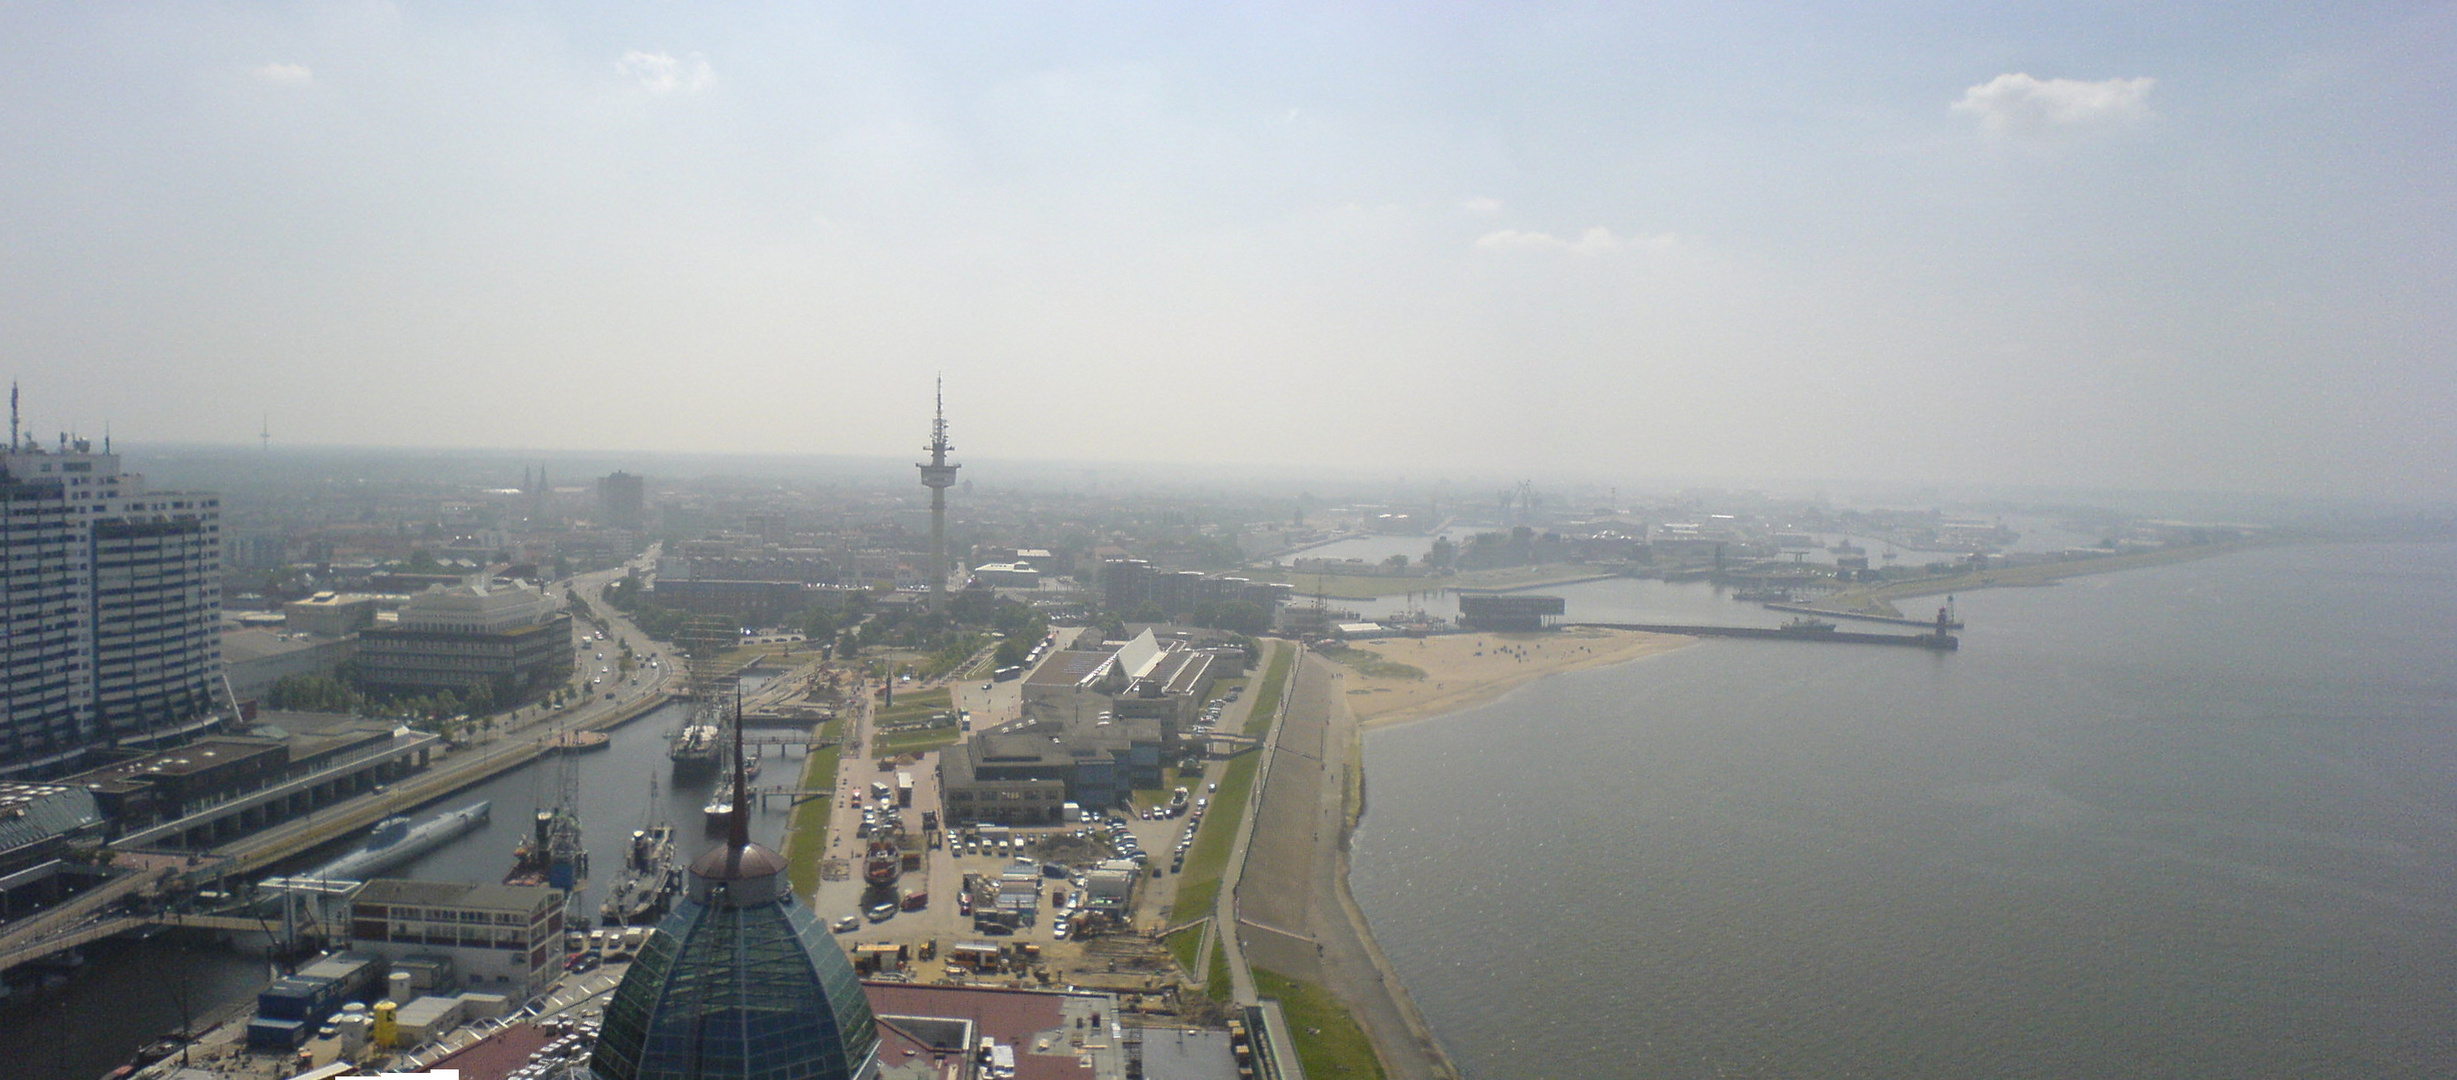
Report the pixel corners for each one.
[1761,602,1965,630]
[1568,621,1959,650]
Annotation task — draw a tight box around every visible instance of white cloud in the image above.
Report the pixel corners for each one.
[618,50,715,95]
[1952,73,2155,136]
[1474,226,1673,255]
[1458,197,1504,215]
[251,63,312,86]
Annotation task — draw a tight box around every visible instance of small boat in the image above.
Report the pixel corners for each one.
[1778,616,1839,633]
[703,778,735,830]
[544,730,611,753]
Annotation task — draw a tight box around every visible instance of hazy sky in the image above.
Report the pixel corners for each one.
[4,3,2450,498]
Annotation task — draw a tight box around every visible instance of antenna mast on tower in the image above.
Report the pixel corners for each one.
[916,377,960,614]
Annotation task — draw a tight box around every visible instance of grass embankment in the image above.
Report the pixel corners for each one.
[1165,642,1293,973]
[1242,644,1292,738]
[871,686,958,755]
[1206,942,1235,1003]
[1829,541,2257,607]
[784,743,843,897]
[1313,644,1426,681]
[1253,968,1387,1079]
[875,687,953,727]
[1164,924,1206,975]
[1165,749,1255,927]
[1131,766,1187,812]
[873,727,961,756]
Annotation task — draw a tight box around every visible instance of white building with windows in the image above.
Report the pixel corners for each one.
[2,435,223,777]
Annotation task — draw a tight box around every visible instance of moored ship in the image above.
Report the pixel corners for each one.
[667,724,721,773]
[598,823,680,926]
[506,805,589,892]
[702,778,736,831]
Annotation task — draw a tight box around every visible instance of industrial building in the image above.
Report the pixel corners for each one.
[348,879,569,1000]
[1097,558,1291,618]
[1456,593,1567,632]
[76,713,437,846]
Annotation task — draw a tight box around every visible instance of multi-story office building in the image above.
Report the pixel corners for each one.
[598,470,645,530]
[353,579,572,702]
[2,437,224,777]
[347,879,567,999]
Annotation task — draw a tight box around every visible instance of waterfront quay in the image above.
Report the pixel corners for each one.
[0,569,678,975]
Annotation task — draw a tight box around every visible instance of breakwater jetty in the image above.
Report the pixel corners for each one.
[1762,602,1965,630]
[1568,621,1959,651]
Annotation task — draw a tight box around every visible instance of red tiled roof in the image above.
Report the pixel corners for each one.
[865,983,1098,1080]
[423,1022,554,1080]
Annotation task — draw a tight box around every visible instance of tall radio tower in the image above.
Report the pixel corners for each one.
[917,379,960,614]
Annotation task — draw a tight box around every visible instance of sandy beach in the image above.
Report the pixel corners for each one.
[1336,628,1696,729]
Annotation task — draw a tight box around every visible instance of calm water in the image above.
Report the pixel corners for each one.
[1351,543,2457,1079]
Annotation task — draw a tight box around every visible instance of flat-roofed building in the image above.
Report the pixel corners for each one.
[1457,593,1567,632]
[348,879,567,1000]
[64,734,288,826]
[222,627,355,704]
[283,592,380,636]
[354,580,571,703]
[969,562,1041,589]
[0,781,103,906]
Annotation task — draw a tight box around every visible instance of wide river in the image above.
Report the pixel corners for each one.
[1350,542,2456,1079]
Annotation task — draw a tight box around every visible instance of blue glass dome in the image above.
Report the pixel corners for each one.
[588,838,878,1080]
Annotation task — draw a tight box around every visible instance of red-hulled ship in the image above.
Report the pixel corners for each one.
[863,838,901,888]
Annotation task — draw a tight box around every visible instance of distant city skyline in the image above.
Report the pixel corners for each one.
[3,4,2450,500]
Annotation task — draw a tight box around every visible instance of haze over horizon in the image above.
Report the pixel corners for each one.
[5,3,2450,500]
